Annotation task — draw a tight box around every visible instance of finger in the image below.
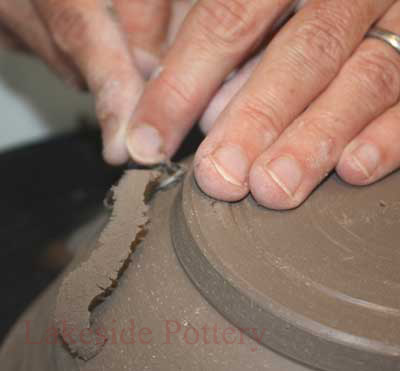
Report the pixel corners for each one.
[199,54,261,133]
[249,1,400,209]
[0,0,82,87]
[33,0,145,165]
[126,0,294,164]
[167,0,194,47]
[337,104,400,186]
[199,0,310,134]
[113,0,170,55]
[112,0,171,78]
[194,0,393,201]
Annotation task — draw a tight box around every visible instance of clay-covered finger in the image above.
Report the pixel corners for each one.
[194,0,393,201]
[33,0,145,165]
[249,1,400,209]
[126,0,294,164]
[0,0,81,86]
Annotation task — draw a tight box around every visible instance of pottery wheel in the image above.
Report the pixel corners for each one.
[172,171,400,371]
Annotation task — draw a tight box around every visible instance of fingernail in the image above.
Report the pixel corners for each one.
[210,145,249,186]
[126,124,164,165]
[264,156,302,197]
[349,143,380,178]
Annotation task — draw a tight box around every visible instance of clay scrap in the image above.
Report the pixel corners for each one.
[54,169,160,360]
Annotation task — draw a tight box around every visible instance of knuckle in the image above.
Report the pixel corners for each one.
[48,6,88,52]
[351,50,400,104]
[291,2,355,75]
[157,73,192,107]
[238,97,283,138]
[195,0,256,49]
[293,19,347,73]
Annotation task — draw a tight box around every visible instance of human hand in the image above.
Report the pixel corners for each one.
[126,0,400,209]
[0,0,192,164]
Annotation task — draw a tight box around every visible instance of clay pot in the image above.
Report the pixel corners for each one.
[1,164,399,371]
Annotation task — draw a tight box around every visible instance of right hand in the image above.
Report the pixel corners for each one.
[0,0,193,164]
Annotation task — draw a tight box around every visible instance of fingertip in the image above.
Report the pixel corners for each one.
[126,123,165,165]
[336,158,373,186]
[102,127,130,165]
[194,150,249,202]
[337,142,381,186]
[249,163,302,210]
[103,142,129,166]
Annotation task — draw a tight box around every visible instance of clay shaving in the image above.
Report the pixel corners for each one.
[54,169,160,360]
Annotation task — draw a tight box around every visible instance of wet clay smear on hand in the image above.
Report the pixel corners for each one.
[54,170,160,360]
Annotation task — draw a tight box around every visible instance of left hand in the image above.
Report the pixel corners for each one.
[0,0,193,165]
[126,0,400,209]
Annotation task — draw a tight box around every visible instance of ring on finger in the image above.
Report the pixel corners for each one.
[366,26,400,54]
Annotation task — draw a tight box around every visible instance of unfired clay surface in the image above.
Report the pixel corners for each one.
[173,170,400,371]
[1,165,399,371]
[54,170,159,360]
